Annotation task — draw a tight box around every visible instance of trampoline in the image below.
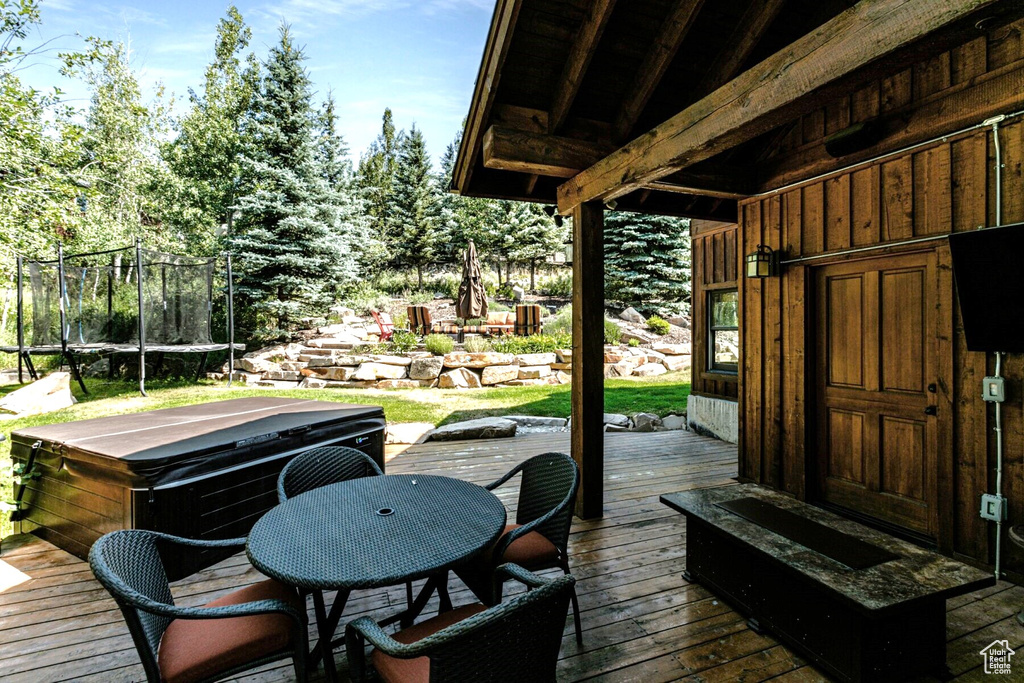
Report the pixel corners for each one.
[9,240,243,395]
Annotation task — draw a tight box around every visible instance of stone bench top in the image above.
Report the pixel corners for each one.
[661,484,995,616]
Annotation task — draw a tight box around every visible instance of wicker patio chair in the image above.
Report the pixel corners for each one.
[454,451,583,644]
[346,563,575,683]
[515,303,543,336]
[89,530,308,683]
[276,445,383,502]
[277,446,415,620]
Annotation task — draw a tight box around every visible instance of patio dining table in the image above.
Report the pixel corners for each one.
[246,473,507,682]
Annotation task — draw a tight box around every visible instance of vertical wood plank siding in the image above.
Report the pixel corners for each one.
[738,22,1024,570]
[690,221,739,402]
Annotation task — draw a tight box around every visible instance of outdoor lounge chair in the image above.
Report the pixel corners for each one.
[370,309,394,342]
[454,451,583,645]
[346,563,575,683]
[89,530,308,683]
[515,303,543,336]
[408,305,433,336]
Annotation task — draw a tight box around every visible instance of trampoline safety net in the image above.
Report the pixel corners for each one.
[26,247,216,348]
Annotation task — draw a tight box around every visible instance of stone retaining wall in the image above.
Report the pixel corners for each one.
[216,341,691,390]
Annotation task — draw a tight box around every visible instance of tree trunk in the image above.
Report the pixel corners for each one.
[417,265,424,291]
[530,260,536,291]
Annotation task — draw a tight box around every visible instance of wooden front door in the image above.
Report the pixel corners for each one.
[814,251,938,538]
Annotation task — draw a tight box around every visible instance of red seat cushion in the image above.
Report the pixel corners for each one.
[158,579,301,683]
[496,523,561,568]
[371,603,488,683]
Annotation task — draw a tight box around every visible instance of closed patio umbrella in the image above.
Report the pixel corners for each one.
[457,240,488,320]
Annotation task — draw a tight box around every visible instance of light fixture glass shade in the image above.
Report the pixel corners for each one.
[745,244,775,278]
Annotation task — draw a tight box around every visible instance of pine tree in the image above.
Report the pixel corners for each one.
[315,92,369,297]
[391,125,438,290]
[356,108,401,267]
[230,24,341,337]
[157,6,259,254]
[604,212,691,305]
[433,131,465,266]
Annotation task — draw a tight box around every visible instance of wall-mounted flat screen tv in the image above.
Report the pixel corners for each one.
[949,225,1024,353]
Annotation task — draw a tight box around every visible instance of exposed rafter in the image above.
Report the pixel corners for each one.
[549,0,618,134]
[558,0,1009,214]
[481,126,752,199]
[612,0,706,142]
[695,0,787,99]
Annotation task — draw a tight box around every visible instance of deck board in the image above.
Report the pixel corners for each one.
[0,429,1015,682]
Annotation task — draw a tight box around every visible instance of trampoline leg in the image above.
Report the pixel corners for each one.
[23,353,38,381]
[195,352,209,382]
[65,353,88,395]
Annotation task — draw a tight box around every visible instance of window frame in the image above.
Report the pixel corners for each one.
[707,288,739,374]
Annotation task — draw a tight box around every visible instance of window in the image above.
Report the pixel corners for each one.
[708,289,739,373]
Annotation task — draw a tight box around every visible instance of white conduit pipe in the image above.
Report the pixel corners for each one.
[990,114,1005,581]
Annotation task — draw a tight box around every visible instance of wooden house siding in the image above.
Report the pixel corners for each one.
[691,220,740,401]
[737,26,1024,570]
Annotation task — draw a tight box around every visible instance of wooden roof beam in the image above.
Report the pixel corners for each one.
[482,125,751,199]
[612,0,706,142]
[695,0,787,98]
[549,0,618,134]
[452,0,524,193]
[558,0,1009,215]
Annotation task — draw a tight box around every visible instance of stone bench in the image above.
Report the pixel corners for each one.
[661,484,995,683]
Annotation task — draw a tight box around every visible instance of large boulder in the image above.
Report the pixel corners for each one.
[375,379,429,389]
[631,412,663,432]
[0,372,76,417]
[353,363,408,381]
[438,367,483,389]
[652,342,691,356]
[514,353,557,366]
[619,307,646,324]
[386,422,435,445]
[369,354,413,366]
[481,365,520,385]
[603,413,630,428]
[426,417,517,442]
[305,365,358,381]
[442,352,515,369]
[503,415,568,428]
[298,377,327,389]
[518,365,551,380]
[660,355,691,373]
[409,356,444,380]
[633,363,668,377]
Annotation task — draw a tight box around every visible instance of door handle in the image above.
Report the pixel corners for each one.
[924,406,937,416]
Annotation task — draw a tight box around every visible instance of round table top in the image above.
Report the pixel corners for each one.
[246,474,507,590]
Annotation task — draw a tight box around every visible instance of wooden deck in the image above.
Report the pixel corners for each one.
[0,429,1020,682]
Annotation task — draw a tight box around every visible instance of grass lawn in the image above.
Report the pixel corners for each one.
[0,373,689,537]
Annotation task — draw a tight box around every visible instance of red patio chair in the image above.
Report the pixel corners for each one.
[370,309,394,342]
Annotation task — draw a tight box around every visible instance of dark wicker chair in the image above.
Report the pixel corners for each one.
[454,451,583,644]
[277,446,415,628]
[346,563,575,683]
[276,445,383,502]
[89,530,308,683]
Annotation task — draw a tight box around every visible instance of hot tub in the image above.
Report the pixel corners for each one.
[9,397,386,579]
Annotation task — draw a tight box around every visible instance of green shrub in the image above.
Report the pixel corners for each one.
[646,315,671,335]
[628,338,640,347]
[488,301,511,312]
[346,284,391,315]
[543,304,573,336]
[605,319,622,345]
[539,271,572,297]
[491,333,570,355]
[424,334,454,355]
[373,271,413,295]
[408,290,432,305]
[463,336,491,353]
[387,330,418,354]
[428,274,460,299]
[392,311,409,331]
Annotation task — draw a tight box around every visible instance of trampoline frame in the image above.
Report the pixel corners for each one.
[12,239,241,396]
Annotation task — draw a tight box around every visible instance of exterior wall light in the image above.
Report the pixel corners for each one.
[745,244,778,278]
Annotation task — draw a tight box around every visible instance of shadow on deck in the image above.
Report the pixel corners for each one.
[0,430,1019,681]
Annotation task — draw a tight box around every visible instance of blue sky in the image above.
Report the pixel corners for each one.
[20,0,493,166]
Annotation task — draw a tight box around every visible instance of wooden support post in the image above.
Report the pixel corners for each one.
[571,201,604,519]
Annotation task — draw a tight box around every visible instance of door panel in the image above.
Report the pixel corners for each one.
[815,252,937,537]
